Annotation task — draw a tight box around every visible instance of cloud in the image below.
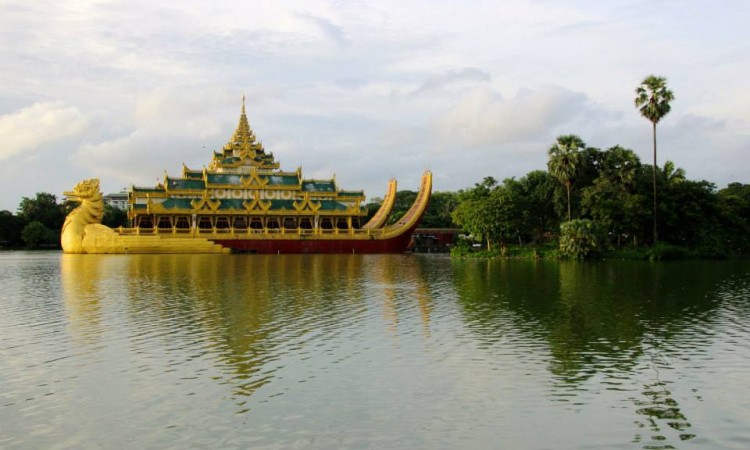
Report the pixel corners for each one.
[432,86,591,149]
[295,13,348,45]
[0,102,89,161]
[71,88,236,187]
[411,68,491,96]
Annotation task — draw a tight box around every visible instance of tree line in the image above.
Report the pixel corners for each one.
[447,144,750,258]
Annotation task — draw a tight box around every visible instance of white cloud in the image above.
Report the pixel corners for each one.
[0,102,88,161]
[432,86,590,149]
[71,88,236,188]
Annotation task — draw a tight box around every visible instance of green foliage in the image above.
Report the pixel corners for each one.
[646,243,689,261]
[635,75,675,125]
[663,160,686,185]
[659,179,721,248]
[451,177,522,252]
[547,135,585,221]
[0,210,27,248]
[420,191,458,228]
[102,204,129,228]
[21,221,58,249]
[581,146,648,248]
[559,219,600,260]
[510,171,559,243]
[717,183,750,254]
[17,192,67,231]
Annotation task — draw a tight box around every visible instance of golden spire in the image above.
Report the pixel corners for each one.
[231,94,255,148]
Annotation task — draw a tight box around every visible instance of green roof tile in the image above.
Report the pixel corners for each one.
[168,179,205,190]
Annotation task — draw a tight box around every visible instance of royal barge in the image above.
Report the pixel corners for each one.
[61,99,432,254]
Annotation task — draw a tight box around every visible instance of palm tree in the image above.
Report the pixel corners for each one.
[635,75,674,244]
[547,134,585,221]
[663,160,686,185]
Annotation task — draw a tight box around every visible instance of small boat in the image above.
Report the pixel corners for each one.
[61,99,432,254]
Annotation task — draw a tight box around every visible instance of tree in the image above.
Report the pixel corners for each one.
[452,178,521,252]
[21,221,57,249]
[17,192,67,231]
[0,210,27,248]
[547,135,585,221]
[511,171,558,243]
[102,204,129,228]
[420,191,459,228]
[558,219,599,259]
[659,179,720,250]
[717,183,750,254]
[581,146,647,247]
[662,160,686,185]
[635,75,675,244]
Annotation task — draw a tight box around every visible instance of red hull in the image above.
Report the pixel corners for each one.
[212,229,416,254]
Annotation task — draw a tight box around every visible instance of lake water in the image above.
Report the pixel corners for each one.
[1,252,749,449]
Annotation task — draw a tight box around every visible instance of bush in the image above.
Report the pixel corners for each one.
[559,219,600,260]
[646,243,689,261]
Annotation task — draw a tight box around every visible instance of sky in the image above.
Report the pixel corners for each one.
[1,0,748,211]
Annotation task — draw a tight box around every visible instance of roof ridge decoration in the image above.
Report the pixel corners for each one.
[243,196,272,212]
[293,193,322,212]
[240,168,269,188]
[191,191,221,211]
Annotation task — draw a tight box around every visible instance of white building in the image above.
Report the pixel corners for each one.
[103,192,129,210]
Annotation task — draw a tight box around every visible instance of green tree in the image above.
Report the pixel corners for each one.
[662,160,686,185]
[420,191,459,228]
[0,210,27,248]
[600,146,640,185]
[717,183,750,254]
[635,75,675,244]
[516,170,558,242]
[559,219,600,259]
[102,204,129,228]
[17,192,67,231]
[452,178,521,252]
[547,135,585,221]
[21,221,57,249]
[659,179,721,251]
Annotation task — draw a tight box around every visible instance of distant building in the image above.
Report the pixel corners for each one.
[103,192,129,210]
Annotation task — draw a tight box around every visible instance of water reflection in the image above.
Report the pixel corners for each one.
[47,253,750,448]
[450,259,746,449]
[120,254,374,405]
[61,254,104,344]
[369,254,434,339]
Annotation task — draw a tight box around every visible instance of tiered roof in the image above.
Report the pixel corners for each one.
[130,97,366,215]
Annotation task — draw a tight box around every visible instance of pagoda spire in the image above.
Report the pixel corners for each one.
[231,94,255,147]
